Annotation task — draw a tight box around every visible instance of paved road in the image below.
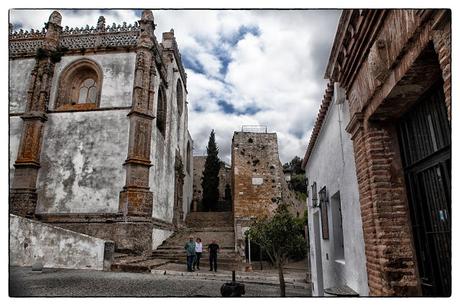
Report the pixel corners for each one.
[9,266,311,297]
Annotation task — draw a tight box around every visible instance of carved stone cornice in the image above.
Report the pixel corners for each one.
[325,10,388,91]
[10,15,141,58]
[20,111,48,122]
[345,112,365,140]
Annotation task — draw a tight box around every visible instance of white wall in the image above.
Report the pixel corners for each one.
[150,48,193,223]
[305,89,368,296]
[49,53,136,109]
[152,228,174,250]
[9,58,35,113]
[10,214,112,270]
[9,117,23,184]
[36,110,129,213]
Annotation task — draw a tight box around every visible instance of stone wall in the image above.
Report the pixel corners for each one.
[192,155,232,211]
[10,214,114,270]
[231,132,283,256]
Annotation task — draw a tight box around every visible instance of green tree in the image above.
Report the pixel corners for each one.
[201,130,220,211]
[246,204,307,296]
[282,156,303,175]
[283,156,307,194]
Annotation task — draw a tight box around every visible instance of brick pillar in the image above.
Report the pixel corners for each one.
[10,11,62,217]
[346,113,421,296]
[431,10,451,121]
[119,10,156,217]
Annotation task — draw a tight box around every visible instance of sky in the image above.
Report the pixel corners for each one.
[10,9,341,164]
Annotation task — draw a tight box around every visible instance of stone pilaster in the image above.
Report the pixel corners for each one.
[172,152,185,229]
[10,11,62,217]
[119,10,156,217]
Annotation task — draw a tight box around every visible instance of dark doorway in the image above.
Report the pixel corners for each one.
[397,80,451,296]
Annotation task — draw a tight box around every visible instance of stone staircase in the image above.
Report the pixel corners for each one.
[111,211,241,272]
[151,212,239,269]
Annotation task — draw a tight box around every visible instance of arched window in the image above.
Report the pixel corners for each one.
[156,85,167,136]
[176,79,183,116]
[78,78,97,103]
[186,141,191,174]
[55,59,102,110]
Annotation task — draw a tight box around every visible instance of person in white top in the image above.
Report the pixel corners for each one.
[193,237,203,270]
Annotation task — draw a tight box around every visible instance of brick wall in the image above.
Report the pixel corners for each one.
[341,9,451,296]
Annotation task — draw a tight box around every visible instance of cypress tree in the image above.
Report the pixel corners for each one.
[201,130,220,211]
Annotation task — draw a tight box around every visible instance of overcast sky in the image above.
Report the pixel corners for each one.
[10,9,340,164]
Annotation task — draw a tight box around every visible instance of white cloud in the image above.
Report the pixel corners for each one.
[10,9,340,163]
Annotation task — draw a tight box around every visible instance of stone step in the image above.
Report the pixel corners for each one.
[186,211,233,218]
[185,212,233,226]
[150,268,310,289]
[111,259,171,273]
[155,246,235,251]
[164,232,235,239]
[151,253,238,260]
[150,257,240,267]
[184,227,234,232]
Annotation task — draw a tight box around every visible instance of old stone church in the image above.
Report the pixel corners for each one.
[9,10,193,255]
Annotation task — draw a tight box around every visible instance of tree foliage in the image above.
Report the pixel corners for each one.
[246,204,307,296]
[282,155,303,175]
[283,156,307,194]
[201,130,220,211]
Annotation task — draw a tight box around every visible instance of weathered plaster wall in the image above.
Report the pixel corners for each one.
[49,53,136,109]
[10,214,112,270]
[36,110,129,213]
[150,47,192,223]
[152,228,174,250]
[9,58,35,113]
[9,117,23,184]
[305,94,368,296]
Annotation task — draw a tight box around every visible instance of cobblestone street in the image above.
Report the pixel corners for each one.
[9,266,311,297]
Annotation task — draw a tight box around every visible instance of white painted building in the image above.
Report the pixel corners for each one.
[9,10,193,255]
[301,83,368,296]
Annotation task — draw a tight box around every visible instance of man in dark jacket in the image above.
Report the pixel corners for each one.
[208,240,220,272]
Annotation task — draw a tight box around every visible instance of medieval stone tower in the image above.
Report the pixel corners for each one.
[9,10,193,254]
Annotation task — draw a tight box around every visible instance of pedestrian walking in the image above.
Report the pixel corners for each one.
[193,237,203,270]
[208,239,220,272]
[184,236,196,272]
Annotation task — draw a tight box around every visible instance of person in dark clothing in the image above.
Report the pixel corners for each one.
[208,239,220,272]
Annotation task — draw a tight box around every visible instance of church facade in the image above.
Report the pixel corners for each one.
[9,10,193,254]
